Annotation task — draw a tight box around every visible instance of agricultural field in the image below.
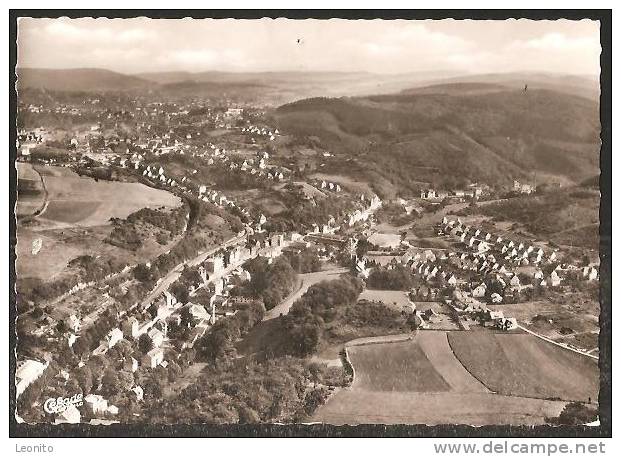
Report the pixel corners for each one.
[313,330,584,425]
[367,232,401,249]
[34,165,182,228]
[347,339,451,392]
[448,332,599,402]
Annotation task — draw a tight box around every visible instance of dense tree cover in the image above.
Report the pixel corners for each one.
[282,276,363,356]
[265,196,355,233]
[196,302,265,366]
[366,265,414,290]
[28,146,73,162]
[127,207,188,235]
[284,247,322,273]
[374,202,420,227]
[355,238,378,258]
[137,357,346,424]
[168,265,204,304]
[138,333,154,354]
[238,257,297,310]
[107,206,188,251]
[276,91,600,191]
[323,299,412,344]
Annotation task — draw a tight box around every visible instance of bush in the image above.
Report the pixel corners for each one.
[547,402,598,425]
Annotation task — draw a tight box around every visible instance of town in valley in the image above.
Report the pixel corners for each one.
[14,18,602,428]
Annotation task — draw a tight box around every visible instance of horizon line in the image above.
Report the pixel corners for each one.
[14,66,600,79]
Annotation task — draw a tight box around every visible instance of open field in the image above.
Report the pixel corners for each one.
[311,390,566,426]
[347,339,451,392]
[34,165,182,228]
[16,162,46,217]
[448,332,599,402]
[313,330,588,425]
[368,232,401,248]
[359,289,412,311]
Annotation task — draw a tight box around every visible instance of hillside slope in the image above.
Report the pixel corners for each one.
[274,87,600,191]
[16,68,152,92]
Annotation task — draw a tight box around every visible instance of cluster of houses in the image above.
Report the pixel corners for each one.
[241,124,279,141]
[235,152,290,182]
[347,194,382,227]
[22,102,92,117]
[441,217,556,265]
[17,127,52,157]
[440,217,598,281]
[419,185,484,201]
[316,179,342,193]
[513,180,535,194]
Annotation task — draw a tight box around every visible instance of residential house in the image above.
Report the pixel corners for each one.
[550,271,562,287]
[85,394,109,415]
[142,347,165,369]
[472,283,487,298]
[122,317,140,340]
[104,328,123,349]
[147,327,165,348]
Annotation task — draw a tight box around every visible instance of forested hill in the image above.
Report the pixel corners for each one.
[274,85,600,190]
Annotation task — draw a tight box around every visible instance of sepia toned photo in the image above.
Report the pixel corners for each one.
[10,11,610,436]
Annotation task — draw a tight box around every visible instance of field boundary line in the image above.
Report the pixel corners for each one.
[446,331,498,394]
[517,324,599,360]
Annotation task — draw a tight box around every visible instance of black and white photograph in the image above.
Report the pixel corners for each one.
[8,7,612,444]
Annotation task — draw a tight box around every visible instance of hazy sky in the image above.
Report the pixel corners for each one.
[17,18,601,75]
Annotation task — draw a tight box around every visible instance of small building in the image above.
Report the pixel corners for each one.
[85,394,108,415]
[142,347,165,369]
[472,283,487,298]
[105,328,123,349]
[147,327,165,348]
[122,317,140,339]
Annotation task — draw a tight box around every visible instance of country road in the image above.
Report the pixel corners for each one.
[263,267,349,320]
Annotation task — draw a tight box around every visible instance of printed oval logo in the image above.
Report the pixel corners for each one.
[43,394,83,414]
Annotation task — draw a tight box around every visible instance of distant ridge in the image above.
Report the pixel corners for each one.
[16,68,152,92]
[408,72,600,101]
